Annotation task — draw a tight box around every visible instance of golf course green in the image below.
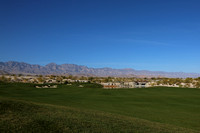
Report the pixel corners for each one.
[0,82,200,132]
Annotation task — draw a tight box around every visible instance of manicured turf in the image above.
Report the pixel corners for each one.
[0,82,200,132]
[0,98,198,133]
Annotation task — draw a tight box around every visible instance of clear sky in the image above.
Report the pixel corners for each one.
[0,0,200,73]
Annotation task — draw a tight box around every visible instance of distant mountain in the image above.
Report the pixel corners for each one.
[0,61,200,78]
[0,70,9,75]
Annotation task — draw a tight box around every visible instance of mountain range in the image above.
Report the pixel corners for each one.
[0,61,200,78]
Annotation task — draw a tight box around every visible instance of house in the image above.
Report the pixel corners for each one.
[101,81,149,89]
[101,82,120,89]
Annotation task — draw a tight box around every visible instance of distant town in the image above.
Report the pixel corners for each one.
[1,74,200,89]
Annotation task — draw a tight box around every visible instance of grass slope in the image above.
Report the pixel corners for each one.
[0,98,198,133]
[0,82,200,132]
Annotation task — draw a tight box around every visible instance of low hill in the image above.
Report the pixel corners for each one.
[0,98,198,133]
[1,61,200,78]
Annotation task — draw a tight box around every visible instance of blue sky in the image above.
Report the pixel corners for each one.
[0,0,200,73]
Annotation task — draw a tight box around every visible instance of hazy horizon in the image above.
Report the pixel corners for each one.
[1,0,200,73]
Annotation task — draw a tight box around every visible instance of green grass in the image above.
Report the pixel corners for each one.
[0,82,200,132]
[0,98,198,133]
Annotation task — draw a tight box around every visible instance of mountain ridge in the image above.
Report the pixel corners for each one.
[0,61,200,78]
